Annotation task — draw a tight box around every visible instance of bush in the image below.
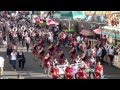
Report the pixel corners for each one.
[63,29,76,34]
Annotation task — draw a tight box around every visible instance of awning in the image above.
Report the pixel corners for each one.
[54,11,86,20]
[80,29,94,36]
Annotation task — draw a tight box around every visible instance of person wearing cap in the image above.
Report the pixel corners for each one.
[94,62,103,79]
[65,64,74,79]
[0,56,5,79]
[51,64,60,79]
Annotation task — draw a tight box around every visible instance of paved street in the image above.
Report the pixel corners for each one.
[1,43,120,79]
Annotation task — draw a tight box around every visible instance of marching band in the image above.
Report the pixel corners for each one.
[0,11,105,79]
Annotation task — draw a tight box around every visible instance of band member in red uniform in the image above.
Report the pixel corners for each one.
[65,65,74,79]
[94,62,103,79]
[38,47,45,67]
[37,38,45,48]
[44,54,51,76]
[69,47,77,63]
[32,44,38,61]
[61,31,66,46]
[55,41,61,54]
[76,68,88,79]
[58,51,65,65]
[51,64,60,79]
[48,43,54,56]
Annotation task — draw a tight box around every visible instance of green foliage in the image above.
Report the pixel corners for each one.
[63,29,76,34]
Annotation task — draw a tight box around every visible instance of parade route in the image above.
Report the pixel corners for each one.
[1,46,120,79]
[0,11,120,79]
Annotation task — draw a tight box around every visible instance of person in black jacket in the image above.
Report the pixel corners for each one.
[101,47,106,63]
[17,49,26,70]
[6,45,13,62]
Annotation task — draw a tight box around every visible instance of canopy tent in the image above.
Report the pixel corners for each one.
[103,26,120,32]
[86,15,106,22]
[102,26,120,39]
[53,11,86,20]
[83,11,112,16]
[53,11,86,31]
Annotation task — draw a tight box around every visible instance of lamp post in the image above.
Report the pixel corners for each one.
[114,30,117,46]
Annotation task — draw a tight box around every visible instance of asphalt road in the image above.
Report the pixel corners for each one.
[0,27,120,79]
[1,42,120,79]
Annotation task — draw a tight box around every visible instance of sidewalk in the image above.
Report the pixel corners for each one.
[2,71,52,79]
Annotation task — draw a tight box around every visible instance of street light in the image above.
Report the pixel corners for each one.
[114,30,117,45]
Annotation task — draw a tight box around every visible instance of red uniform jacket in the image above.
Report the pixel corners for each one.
[44,56,51,68]
[39,50,45,61]
[77,68,87,79]
[94,65,103,79]
[51,68,60,79]
[56,44,61,53]
[32,46,38,55]
[65,67,73,79]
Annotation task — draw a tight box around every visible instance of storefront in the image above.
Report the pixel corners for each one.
[102,26,120,68]
[102,26,120,45]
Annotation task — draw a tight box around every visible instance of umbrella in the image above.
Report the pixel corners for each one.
[46,19,59,26]
[54,11,86,20]
[80,29,94,36]
[93,28,102,34]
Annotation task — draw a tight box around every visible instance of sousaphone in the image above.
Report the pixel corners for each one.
[13,27,17,32]
[21,26,26,31]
